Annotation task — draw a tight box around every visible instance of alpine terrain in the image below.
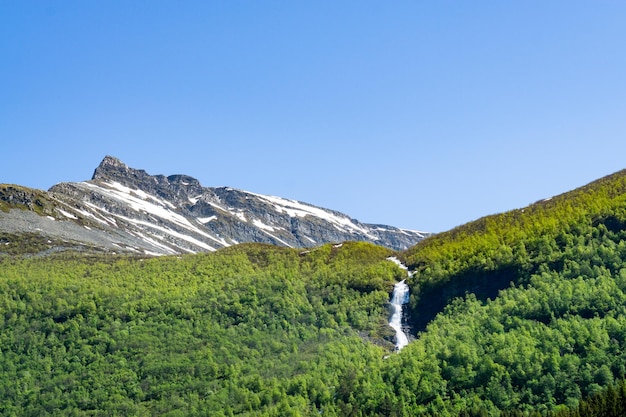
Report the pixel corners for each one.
[4,164,626,415]
[0,156,427,256]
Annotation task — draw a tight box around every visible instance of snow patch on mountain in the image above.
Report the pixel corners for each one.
[245,191,377,238]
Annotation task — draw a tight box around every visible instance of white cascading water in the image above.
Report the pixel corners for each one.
[389,279,410,351]
[387,257,411,352]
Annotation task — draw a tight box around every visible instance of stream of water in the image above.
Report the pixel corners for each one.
[389,279,410,351]
[387,257,411,351]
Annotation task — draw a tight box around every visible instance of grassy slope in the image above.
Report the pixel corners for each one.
[0,184,58,215]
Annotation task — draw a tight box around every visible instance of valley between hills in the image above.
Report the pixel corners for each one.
[2,161,626,415]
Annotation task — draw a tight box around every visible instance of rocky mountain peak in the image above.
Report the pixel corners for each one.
[92,155,131,181]
[91,156,205,204]
[167,174,201,188]
[91,155,166,193]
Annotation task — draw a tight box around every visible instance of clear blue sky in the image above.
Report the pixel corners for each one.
[2,1,626,233]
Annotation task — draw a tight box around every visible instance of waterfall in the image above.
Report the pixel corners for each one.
[387,257,411,352]
[389,280,410,351]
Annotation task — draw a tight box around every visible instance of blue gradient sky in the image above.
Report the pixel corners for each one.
[2,1,626,232]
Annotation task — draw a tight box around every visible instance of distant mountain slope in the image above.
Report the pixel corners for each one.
[0,156,427,255]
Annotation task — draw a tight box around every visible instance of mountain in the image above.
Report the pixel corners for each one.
[0,156,427,256]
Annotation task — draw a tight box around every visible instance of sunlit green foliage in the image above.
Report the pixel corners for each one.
[0,242,402,416]
[402,169,626,330]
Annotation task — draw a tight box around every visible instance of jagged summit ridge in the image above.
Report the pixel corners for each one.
[92,156,205,203]
[92,155,130,180]
[1,156,429,256]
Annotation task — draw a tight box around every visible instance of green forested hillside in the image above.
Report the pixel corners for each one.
[0,242,403,416]
[402,168,626,331]
[4,170,626,415]
[387,169,626,414]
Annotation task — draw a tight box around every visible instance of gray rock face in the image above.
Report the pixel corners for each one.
[1,156,429,255]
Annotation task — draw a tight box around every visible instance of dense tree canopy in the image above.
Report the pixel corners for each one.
[0,242,404,416]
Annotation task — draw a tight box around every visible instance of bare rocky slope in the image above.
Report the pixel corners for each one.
[0,156,428,255]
